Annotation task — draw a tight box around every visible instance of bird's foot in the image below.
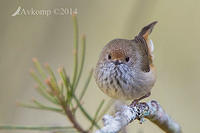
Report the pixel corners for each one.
[130,92,151,106]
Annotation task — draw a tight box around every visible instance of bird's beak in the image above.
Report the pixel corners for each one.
[112,59,122,65]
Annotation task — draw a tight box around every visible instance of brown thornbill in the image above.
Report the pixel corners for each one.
[95,21,157,102]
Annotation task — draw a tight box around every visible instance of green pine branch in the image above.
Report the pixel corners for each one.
[0,14,113,133]
[0,125,75,132]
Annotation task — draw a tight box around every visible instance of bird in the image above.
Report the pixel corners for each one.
[94,21,157,103]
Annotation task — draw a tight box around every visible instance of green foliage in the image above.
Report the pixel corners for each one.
[0,14,113,133]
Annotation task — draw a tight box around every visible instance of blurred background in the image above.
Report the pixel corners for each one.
[0,0,200,132]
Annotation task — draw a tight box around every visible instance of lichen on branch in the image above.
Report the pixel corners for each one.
[96,100,181,133]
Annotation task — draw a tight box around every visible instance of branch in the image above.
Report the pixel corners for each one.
[96,100,181,133]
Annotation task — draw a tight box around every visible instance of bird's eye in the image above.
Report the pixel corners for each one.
[108,54,111,60]
[125,57,130,62]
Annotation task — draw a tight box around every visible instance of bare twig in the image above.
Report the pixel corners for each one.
[96,100,181,133]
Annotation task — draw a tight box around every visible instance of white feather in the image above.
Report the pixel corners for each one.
[149,39,154,60]
[149,39,154,53]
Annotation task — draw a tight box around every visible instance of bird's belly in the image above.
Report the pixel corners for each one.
[97,67,156,100]
[101,78,152,100]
